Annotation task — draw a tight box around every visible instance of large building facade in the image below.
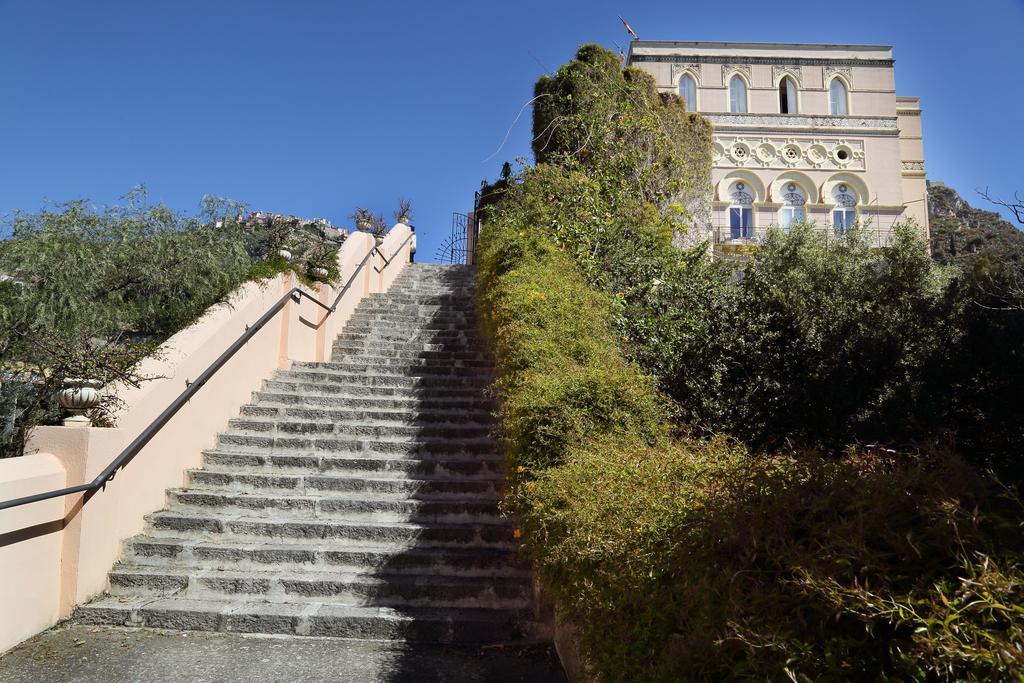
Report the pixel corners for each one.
[627,41,928,249]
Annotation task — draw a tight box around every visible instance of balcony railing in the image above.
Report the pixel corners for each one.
[712,225,898,252]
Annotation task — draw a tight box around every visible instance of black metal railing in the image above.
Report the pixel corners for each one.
[0,235,412,512]
[711,226,898,250]
[372,233,413,272]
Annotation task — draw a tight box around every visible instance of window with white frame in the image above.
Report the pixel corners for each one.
[832,184,858,233]
[729,181,754,238]
[778,183,806,231]
[729,75,747,113]
[779,77,798,114]
[829,78,849,116]
[678,74,697,112]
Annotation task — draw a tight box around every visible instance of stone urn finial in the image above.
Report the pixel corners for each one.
[57,378,103,427]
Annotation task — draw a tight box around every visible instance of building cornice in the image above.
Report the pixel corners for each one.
[629,54,894,68]
[630,40,893,50]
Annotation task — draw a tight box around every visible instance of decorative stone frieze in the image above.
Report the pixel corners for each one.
[714,135,865,171]
[772,65,802,86]
[823,65,853,87]
[720,63,752,84]
[901,160,925,171]
[670,62,701,84]
[706,113,898,136]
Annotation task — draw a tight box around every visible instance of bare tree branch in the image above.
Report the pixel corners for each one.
[978,187,1024,226]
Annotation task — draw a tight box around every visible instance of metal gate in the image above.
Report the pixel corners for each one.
[435,212,470,264]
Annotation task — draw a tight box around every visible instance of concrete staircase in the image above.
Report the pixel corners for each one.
[76,264,549,646]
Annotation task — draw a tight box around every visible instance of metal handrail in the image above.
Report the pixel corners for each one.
[0,244,383,511]
[372,233,413,273]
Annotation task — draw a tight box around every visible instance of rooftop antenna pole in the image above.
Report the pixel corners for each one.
[618,15,639,42]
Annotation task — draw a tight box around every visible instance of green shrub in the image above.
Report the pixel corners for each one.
[478,217,1024,681]
[532,44,711,220]
[704,223,956,448]
[525,436,1024,681]
[477,223,667,475]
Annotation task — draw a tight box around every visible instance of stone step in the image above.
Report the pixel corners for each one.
[333,331,481,345]
[294,356,493,370]
[346,310,479,322]
[340,327,480,336]
[252,391,496,412]
[330,346,488,359]
[352,306,479,317]
[353,297,477,306]
[278,364,493,379]
[302,354,492,368]
[362,280,474,288]
[270,371,492,388]
[121,538,528,577]
[214,433,500,457]
[333,334,483,346]
[201,450,504,480]
[259,380,495,400]
[144,512,515,548]
[237,405,495,425]
[225,418,493,440]
[337,323,477,333]
[185,470,502,498]
[107,567,531,608]
[76,598,546,644]
[342,321,479,333]
[327,350,490,363]
[337,317,478,328]
[355,308,477,318]
[364,297,476,306]
[166,488,501,524]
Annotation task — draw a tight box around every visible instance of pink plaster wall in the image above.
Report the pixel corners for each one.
[0,454,65,652]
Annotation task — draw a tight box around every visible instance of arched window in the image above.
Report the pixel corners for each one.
[778,183,806,230]
[779,77,798,114]
[832,184,858,233]
[829,78,849,116]
[678,74,697,112]
[729,75,747,113]
[729,181,754,239]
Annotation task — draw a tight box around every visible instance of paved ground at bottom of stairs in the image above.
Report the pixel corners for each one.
[0,624,567,683]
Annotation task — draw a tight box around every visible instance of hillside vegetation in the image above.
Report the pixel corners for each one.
[929,182,1024,268]
[477,45,1024,681]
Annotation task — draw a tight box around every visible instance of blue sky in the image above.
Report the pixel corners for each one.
[1,1,1022,260]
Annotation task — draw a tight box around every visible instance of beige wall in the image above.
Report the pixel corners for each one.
[0,225,412,654]
[628,41,928,243]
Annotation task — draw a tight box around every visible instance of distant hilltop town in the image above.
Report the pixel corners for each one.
[236,211,349,242]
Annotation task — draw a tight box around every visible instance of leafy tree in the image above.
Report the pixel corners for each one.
[719,223,954,447]
[0,190,251,456]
